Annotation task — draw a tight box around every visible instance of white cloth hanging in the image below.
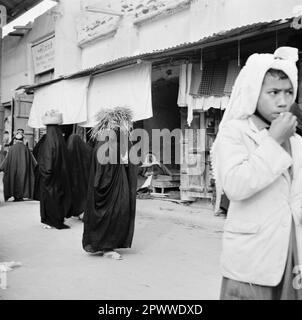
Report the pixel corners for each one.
[28,77,91,128]
[80,62,153,127]
[177,63,195,126]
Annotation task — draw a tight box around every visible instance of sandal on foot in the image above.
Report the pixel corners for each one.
[103,251,123,260]
[42,224,52,229]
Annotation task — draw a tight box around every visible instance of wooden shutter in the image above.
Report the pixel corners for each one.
[13,92,34,150]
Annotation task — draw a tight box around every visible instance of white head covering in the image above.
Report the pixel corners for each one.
[211,46,298,196]
[220,46,298,126]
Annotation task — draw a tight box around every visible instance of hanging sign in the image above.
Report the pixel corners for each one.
[32,36,55,74]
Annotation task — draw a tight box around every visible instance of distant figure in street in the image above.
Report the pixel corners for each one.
[212,47,302,300]
[8,128,29,147]
[37,110,72,229]
[0,132,36,201]
[66,134,93,218]
[82,107,138,260]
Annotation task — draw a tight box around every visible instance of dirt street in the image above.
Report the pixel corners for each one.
[0,187,224,300]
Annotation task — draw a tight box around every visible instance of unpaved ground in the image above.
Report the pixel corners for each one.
[0,178,224,300]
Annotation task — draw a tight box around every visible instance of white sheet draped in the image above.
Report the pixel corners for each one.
[28,77,90,128]
[80,62,153,127]
[28,62,153,128]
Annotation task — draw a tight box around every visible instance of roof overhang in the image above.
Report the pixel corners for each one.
[22,16,296,93]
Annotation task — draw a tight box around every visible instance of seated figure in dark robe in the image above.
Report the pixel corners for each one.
[66,134,93,218]
[82,107,137,260]
[37,111,72,229]
[0,133,36,201]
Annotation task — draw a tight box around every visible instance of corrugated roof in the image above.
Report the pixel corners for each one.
[22,17,293,92]
[0,0,43,23]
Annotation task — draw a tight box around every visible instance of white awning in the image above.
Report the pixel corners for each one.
[28,77,90,128]
[79,61,153,127]
[28,62,153,128]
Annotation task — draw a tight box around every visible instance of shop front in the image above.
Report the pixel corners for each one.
[22,16,302,205]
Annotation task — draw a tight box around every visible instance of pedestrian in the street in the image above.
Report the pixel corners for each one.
[66,134,93,218]
[82,107,138,260]
[37,110,72,229]
[0,132,36,201]
[211,46,302,300]
[8,128,29,147]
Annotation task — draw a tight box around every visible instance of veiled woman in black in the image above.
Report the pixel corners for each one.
[37,123,72,229]
[66,134,93,217]
[82,107,137,259]
[0,134,36,201]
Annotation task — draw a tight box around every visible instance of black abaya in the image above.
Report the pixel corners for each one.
[0,142,36,201]
[66,134,93,217]
[38,125,72,229]
[32,134,46,201]
[82,139,137,252]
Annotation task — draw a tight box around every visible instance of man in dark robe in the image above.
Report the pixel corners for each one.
[66,134,93,217]
[37,125,72,229]
[82,130,137,259]
[0,135,36,201]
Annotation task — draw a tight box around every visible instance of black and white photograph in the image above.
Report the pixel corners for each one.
[0,0,302,311]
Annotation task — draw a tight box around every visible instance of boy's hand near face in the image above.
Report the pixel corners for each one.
[268,112,297,144]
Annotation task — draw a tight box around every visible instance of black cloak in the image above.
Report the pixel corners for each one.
[37,125,72,229]
[0,142,36,201]
[82,137,137,252]
[32,134,46,201]
[66,134,93,217]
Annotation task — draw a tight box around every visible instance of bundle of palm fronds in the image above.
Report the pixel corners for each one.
[90,107,133,140]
